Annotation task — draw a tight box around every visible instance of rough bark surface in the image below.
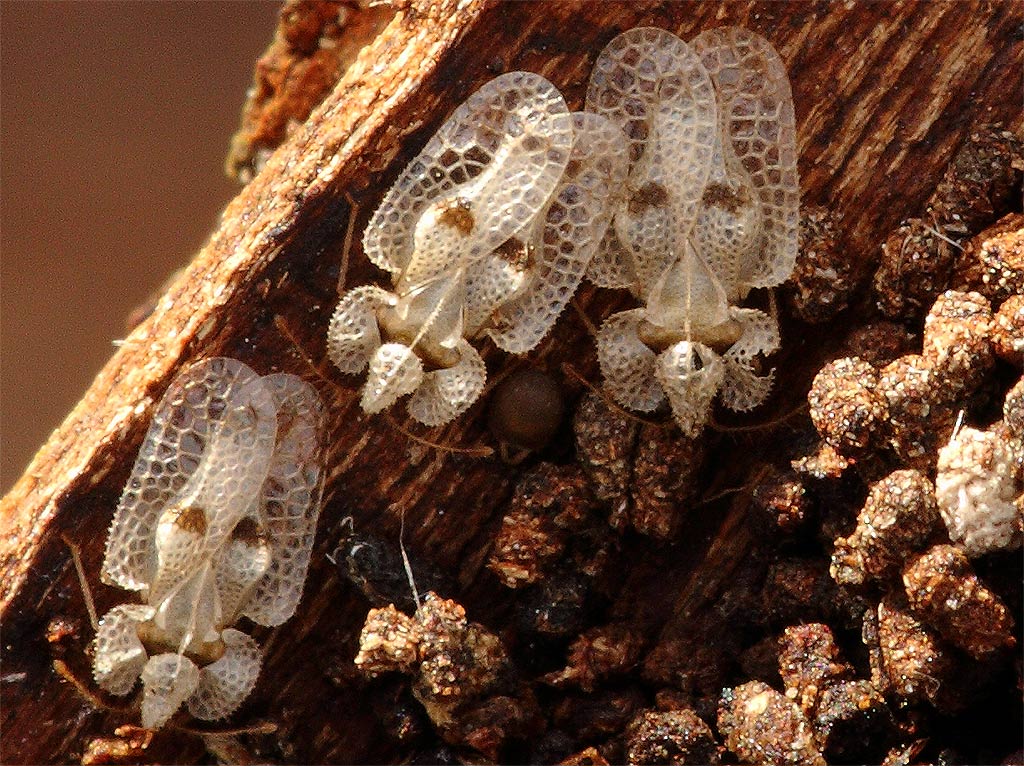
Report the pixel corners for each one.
[1,1,1021,763]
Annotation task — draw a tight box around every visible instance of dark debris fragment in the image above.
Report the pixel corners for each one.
[717,681,825,766]
[630,425,705,539]
[874,125,1023,319]
[830,469,943,587]
[624,709,720,765]
[902,544,1016,659]
[812,680,895,764]
[543,623,646,692]
[788,205,855,323]
[488,463,608,589]
[354,592,538,759]
[778,623,854,713]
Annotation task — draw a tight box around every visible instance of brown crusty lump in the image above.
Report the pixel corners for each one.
[354,593,536,758]
[952,212,1024,305]
[544,623,646,692]
[777,623,854,713]
[993,294,1024,365]
[830,469,943,586]
[874,126,1023,319]
[902,544,1016,659]
[808,357,887,457]
[867,595,956,708]
[922,290,995,397]
[630,425,705,539]
[717,681,825,766]
[877,354,958,468]
[574,391,638,519]
[572,392,706,539]
[788,206,854,324]
[488,463,606,589]
[624,709,721,765]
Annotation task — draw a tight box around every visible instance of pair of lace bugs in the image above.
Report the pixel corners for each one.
[328,25,798,436]
[90,357,326,729]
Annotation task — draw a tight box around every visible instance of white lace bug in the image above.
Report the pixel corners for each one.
[94,357,326,729]
[327,71,626,426]
[586,26,799,435]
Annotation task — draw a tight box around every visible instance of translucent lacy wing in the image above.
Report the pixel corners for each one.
[103,358,272,592]
[407,339,486,426]
[596,309,666,412]
[587,224,637,290]
[486,112,629,354]
[187,629,262,721]
[644,242,732,339]
[327,286,391,374]
[242,374,326,627]
[461,249,531,338]
[586,27,718,293]
[146,371,279,607]
[93,604,155,695]
[692,26,799,291]
[364,71,573,284]
[719,307,779,411]
[362,342,425,414]
[140,653,201,730]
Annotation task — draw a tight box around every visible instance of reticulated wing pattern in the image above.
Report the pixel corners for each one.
[243,374,326,627]
[327,286,391,374]
[362,342,425,414]
[587,224,636,290]
[103,358,269,592]
[140,653,201,730]
[461,251,530,337]
[596,309,666,412]
[364,71,572,283]
[586,27,718,293]
[407,339,486,426]
[720,307,779,411]
[214,528,271,628]
[487,112,628,354]
[93,604,155,695]
[692,26,799,290]
[178,374,278,561]
[187,629,262,721]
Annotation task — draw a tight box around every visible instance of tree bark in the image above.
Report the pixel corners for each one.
[1,1,1021,763]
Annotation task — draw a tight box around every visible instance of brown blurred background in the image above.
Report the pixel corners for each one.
[2,2,281,491]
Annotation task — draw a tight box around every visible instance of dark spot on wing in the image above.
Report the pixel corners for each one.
[174,505,208,535]
[493,237,532,270]
[437,202,475,235]
[702,182,749,214]
[628,181,669,216]
[231,515,264,547]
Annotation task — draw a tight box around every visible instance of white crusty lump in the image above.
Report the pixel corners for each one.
[586,27,799,435]
[95,357,326,729]
[936,424,1022,557]
[328,71,625,426]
